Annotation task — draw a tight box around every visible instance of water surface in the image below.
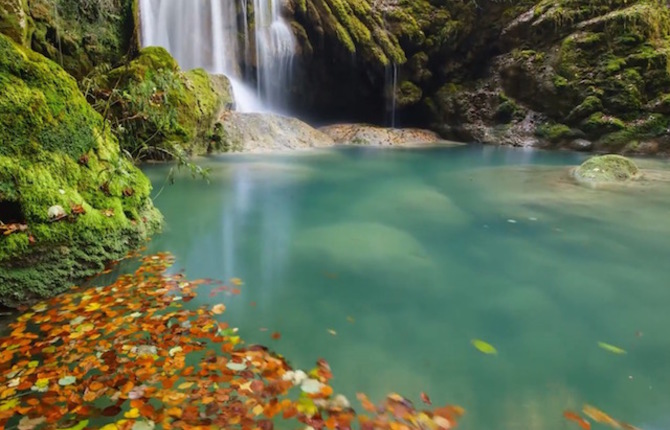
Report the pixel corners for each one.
[140,145,670,429]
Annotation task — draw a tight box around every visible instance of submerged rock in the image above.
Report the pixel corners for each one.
[319,124,448,147]
[0,34,160,306]
[573,155,640,185]
[219,112,335,152]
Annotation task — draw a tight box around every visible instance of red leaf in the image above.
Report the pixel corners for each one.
[420,392,432,405]
[271,332,281,340]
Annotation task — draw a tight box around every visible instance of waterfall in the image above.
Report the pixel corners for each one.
[139,0,296,113]
[385,62,398,128]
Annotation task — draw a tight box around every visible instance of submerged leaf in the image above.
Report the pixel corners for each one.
[597,342,626,354]
[564,410,591,430]
[471,339,498,355]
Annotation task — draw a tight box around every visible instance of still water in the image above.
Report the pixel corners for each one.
[140,145,670,429]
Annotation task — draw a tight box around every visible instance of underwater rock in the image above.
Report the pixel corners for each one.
[573,155,640,185]
[348,182,468,228]
[294,222,436,285]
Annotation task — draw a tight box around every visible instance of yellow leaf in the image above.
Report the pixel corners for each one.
[252,404,264,416]
[124,408,140,419]
[0,398,18,412]
[100,424,119,430]
[231,278,243,286]
[471,339,498,355]
[178,382,194,390]
[598,342,626,354]
[85,302,101,312]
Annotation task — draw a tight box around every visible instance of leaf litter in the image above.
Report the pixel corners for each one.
[0,253,466,430]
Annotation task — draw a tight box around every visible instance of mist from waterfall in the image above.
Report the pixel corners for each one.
[139,0,296,113]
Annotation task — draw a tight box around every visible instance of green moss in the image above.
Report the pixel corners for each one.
[0,33,160,306]
[582,112,626,136]
[395,81,422,107]
[567,96,603,122]
[535,123,574,142]
[28,0,137,78]
[598,114,669,148]
[573,154,640,184]
[0,0,33,46]
[92,48,232,158]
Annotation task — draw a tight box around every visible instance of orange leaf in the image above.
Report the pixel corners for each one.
[271,332,281,340]
[564,410,592,430]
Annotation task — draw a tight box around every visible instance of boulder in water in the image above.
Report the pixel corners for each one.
[573,155,640,184]
[319,124,452,147]
[219,112,335,152]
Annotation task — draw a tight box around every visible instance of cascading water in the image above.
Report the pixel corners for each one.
[139,0,296,113]
[385,62,398,128]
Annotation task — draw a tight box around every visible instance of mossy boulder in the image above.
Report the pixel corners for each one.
[573,155,640,184]
[0,0,32,46]
[0,33,160,306]
[89,47,234,159]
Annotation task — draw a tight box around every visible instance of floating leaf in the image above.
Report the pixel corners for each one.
[18,416,47,430]
[420,392,432,405]
[583,404,624,428]
[212,304,226,314]
[231,277,243,286]
[125,408,140,419]
[271,332,281,340]
[58,376,76,386]
[327,329,337,336]
[300,378,324,394]
[598,342,626,354]
[471,339,498,355]
[226,362,247,372]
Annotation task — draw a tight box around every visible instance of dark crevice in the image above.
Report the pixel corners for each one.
[0,201,25,224]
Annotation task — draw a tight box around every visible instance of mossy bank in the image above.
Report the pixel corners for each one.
[0,33,160,307]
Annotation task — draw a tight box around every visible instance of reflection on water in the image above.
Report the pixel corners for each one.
[142,146,670,430]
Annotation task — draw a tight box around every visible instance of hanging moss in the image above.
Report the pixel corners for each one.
[0,33,160,307]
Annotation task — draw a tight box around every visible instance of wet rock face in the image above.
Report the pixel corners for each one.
[319,123,444,146]
[0,0,31,46]
[288,0,670,155]
[218,112,336,152]
[27,0,139,78]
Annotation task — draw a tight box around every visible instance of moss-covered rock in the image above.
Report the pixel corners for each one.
[28,0,139,78]
[0,0,32,46]
[0,33,160,306]
[289,0,670,154]
[88,47,233,159]
[573,154,640,184]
